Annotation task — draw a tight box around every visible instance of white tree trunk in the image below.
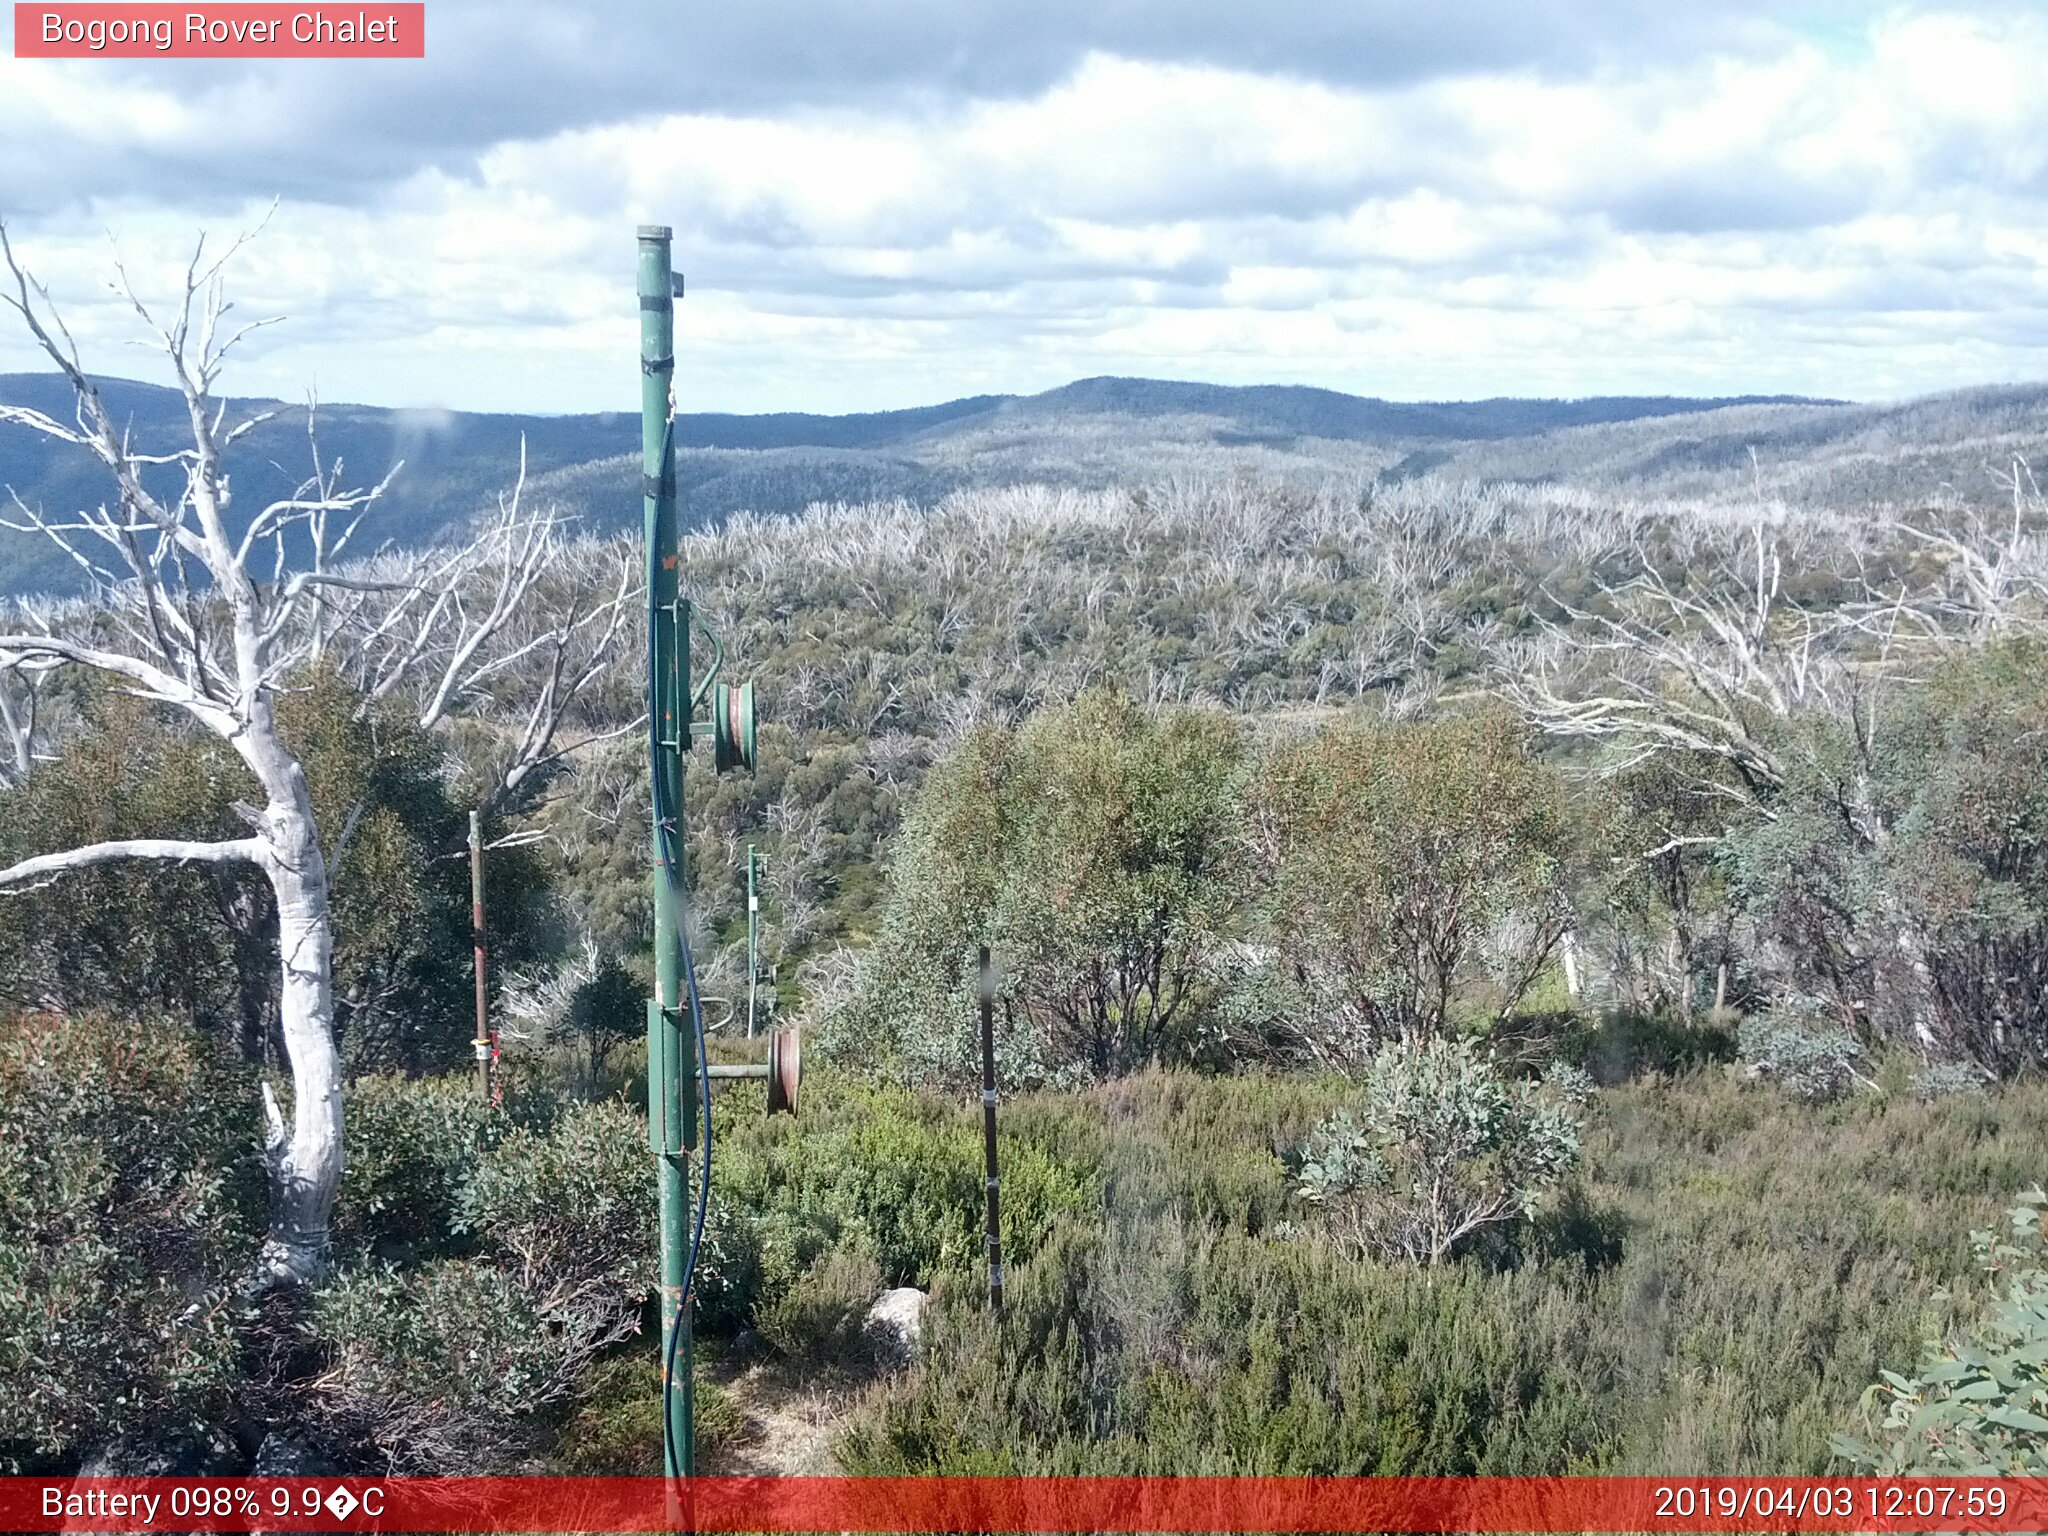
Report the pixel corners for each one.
[253,764,344,1285]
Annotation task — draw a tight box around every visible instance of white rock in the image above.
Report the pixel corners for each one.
[862,1286,928,1364]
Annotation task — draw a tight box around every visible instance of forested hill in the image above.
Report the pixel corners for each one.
[0,371,1835,595]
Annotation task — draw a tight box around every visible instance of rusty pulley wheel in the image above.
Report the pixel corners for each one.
[766,1025,801,1115]
[712,680,757,773]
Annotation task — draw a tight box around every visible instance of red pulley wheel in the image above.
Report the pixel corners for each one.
[767,1026,800,1115]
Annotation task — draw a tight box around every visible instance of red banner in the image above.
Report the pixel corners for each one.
[2,1476,2043,1533]
[13,4,424,57]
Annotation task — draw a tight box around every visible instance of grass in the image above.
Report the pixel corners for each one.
[834,1063,2039,1476]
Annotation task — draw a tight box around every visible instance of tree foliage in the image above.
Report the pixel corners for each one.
[1242,712,1575,1062]
[832,692,1245,1085]
[0,669,555,1076]
[1835,1190,2048,1475]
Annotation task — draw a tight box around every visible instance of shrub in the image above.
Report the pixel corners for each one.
[310,1260,582,1472]
[1557,1010,1737,1085]
[1292,1037,1586,1263]
[0,1010,260,1470]
[1834,1191,2048,1474]
[459,1101,656,1329]
[1738,1005,1867,1103]
[552,1353,743,1473]
[707,1071,1097,1312]
[1911,1060,1989,1102]
[332,1073,505,1264]
[758,1247,888,1374]
[688,1181,768,1336]
[845,1065,2048,1477]
[309,1100,658,1473]
[842,1214,1620,1476]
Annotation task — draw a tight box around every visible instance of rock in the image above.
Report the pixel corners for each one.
[861,1286,927,1366]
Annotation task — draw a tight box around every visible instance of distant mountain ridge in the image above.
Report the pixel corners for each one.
[1006,377,1829,440]
[0,371,1858,595]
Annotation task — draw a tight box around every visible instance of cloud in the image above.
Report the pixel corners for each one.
[0,0,1873,214]
[4,4,2048,412]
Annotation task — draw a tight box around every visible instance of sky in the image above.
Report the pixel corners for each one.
[3,1,2048,415]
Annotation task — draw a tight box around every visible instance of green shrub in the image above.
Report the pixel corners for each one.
[1738,1005,1867,1103]
[555,1353,743,1473]
[0,1010,259,1470]
[843,1214,1619,1476]
[1558,1010,1737,1084]
[759,1247,887,1373]
[460,1101,656,1326]
[1293,1038,1587,1263]
[333,1073,505,1263]
[1834,1191,2048,1474]
[847,1066,2046,1475]
[689,1182,768,1336]
[708,1071,1097,1309]
[309,1100,660,1472]
[310,1259,581,1471]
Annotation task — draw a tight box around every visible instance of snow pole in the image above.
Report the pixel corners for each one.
[469,809,491,1102]
[979,946,1003,1311]
[746,844,759,1038]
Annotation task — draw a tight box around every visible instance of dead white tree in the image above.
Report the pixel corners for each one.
[0,224,630,1283]
[334,473,640,817]
[1491,520,1966,1047]
[1496,523,1848,803]
[1879,457,2048,644]
[0,652,58,785]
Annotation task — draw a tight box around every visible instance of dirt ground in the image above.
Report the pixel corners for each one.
[698,1356,860,1475]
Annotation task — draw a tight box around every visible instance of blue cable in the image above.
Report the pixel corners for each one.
[650,563,712,1482]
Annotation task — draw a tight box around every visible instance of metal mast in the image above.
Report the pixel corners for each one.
[640,224,695,1480]
[469,809,491,1102]
[638,224,776,1486]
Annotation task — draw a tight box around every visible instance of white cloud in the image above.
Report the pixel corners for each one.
[3,5,2048,411]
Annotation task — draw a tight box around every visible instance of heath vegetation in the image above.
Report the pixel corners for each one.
[4,249,2047,1476]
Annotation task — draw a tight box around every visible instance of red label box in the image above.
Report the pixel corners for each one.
[1,1476,2043,1533]
[14,3,424,56]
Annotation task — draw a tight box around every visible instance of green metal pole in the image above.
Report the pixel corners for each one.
[746,844,758,1039]
[640,224,694,1480]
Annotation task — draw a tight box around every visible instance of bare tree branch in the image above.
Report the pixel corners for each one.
[0,835,264,890]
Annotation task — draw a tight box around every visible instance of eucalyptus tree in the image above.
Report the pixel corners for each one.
[0,224,633,1283]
